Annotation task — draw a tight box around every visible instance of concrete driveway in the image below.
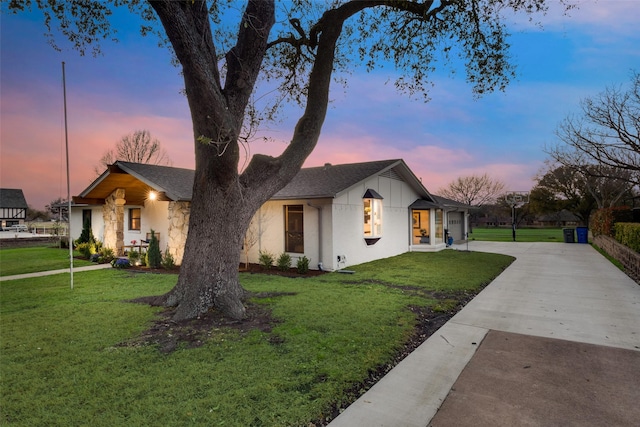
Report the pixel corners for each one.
[329,241,640,427]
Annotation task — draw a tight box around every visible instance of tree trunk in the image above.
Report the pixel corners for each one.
[161,173,262,321]
[149,0,342,320]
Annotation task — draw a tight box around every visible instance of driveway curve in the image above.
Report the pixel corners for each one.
[329,242,640,427]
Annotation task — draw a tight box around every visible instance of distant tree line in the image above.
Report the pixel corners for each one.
[450,72,640,228]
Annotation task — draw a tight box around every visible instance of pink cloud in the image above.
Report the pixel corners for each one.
[1,83,195,210]
[244,128,535,197]
[507,0,640,39]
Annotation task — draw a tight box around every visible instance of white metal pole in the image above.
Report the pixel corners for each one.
[63,61,74,290]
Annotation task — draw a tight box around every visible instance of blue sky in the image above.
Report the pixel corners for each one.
[1,1,639,210]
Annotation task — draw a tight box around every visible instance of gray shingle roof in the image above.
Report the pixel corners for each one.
[0,188,28,208]
[430,195,474,209]
[116,162,195,201]
[273,159,425,199]
[82,159,432,203]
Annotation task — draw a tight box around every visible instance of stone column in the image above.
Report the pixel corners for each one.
[167,201,190,265]
[103,188,126,256]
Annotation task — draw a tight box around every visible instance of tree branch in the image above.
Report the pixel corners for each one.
[224,0,275,124]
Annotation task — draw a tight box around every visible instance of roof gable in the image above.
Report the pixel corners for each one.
[75,162,194,205]
[273,159,432,200]
[116,162,194,201]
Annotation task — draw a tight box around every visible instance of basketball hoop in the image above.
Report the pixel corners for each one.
[506,191,529,242]
[505,191,529,208]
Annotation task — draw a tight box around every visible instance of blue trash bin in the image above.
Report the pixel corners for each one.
[576,227,588,244]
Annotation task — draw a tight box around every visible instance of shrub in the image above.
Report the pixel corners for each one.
[277,253,292,272]
[147,229,162,269]
[296,256,310,274]
[76,216,96,245]
[591,206,633,237]
[128,250,141,266]
[111,258,130,269]
[258,250,274,270]
[161,248,176,270]
[76,242,96,259]
[614,222,640,253]
[99,247,115,264]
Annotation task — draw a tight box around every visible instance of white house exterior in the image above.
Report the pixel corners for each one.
[71,159,470,270]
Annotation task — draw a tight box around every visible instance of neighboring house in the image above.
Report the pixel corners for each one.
[71,159,470,270]
[533,209,581,227]
[0,188,28,229]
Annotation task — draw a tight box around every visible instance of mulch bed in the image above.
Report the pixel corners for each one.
[124,263,326,277]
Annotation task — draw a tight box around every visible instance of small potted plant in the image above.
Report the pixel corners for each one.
[419,229,430,244]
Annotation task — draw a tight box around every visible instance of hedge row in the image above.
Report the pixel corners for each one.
[590,206,634,237]
[614,222,640,253]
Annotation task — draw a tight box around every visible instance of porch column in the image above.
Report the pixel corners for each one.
[103,188,126,256]
[167,201,190,265]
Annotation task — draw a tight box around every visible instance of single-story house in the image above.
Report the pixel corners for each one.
[0,188,28,229]
[71,159,470,270]
[533,209,581,227]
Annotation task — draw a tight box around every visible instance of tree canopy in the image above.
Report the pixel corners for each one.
[438,173,506,206]
[94,130,172,176]
[546,71,640,187]
[529,162,635,225]
[8,0,569,320]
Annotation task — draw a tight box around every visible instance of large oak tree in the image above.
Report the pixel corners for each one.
[8,0,566,320]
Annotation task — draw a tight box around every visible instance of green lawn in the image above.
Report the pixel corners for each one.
[0,245,93,276]
[1,250,514,426]
[469,227,568,242]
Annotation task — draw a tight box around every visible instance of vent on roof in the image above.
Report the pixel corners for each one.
[380,168,402,180]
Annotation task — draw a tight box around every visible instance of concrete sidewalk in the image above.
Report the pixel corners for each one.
[329,242,640,426]
[0,263,112,281]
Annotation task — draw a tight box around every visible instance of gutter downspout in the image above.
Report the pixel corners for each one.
[257,206,263,254]
[307,202,323,271]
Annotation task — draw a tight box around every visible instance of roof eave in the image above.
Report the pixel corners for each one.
[114,161,179,201]
[79,167,112,198]
[270,194,335,201]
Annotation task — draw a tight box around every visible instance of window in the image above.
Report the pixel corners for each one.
[284,205,304,253]
[363,189,383,238]
[129,208,141,231]
[82,209,92,228]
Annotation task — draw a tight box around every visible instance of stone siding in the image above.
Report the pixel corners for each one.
[167,201,190,265]
[103,188,125,256]
[593,234,640,284]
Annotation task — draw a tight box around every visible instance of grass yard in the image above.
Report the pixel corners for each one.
[0,245,93,276]
[469,227,567,242]
[1,250,513,426]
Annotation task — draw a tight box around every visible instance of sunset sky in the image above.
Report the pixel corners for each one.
[1,1,639,210]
